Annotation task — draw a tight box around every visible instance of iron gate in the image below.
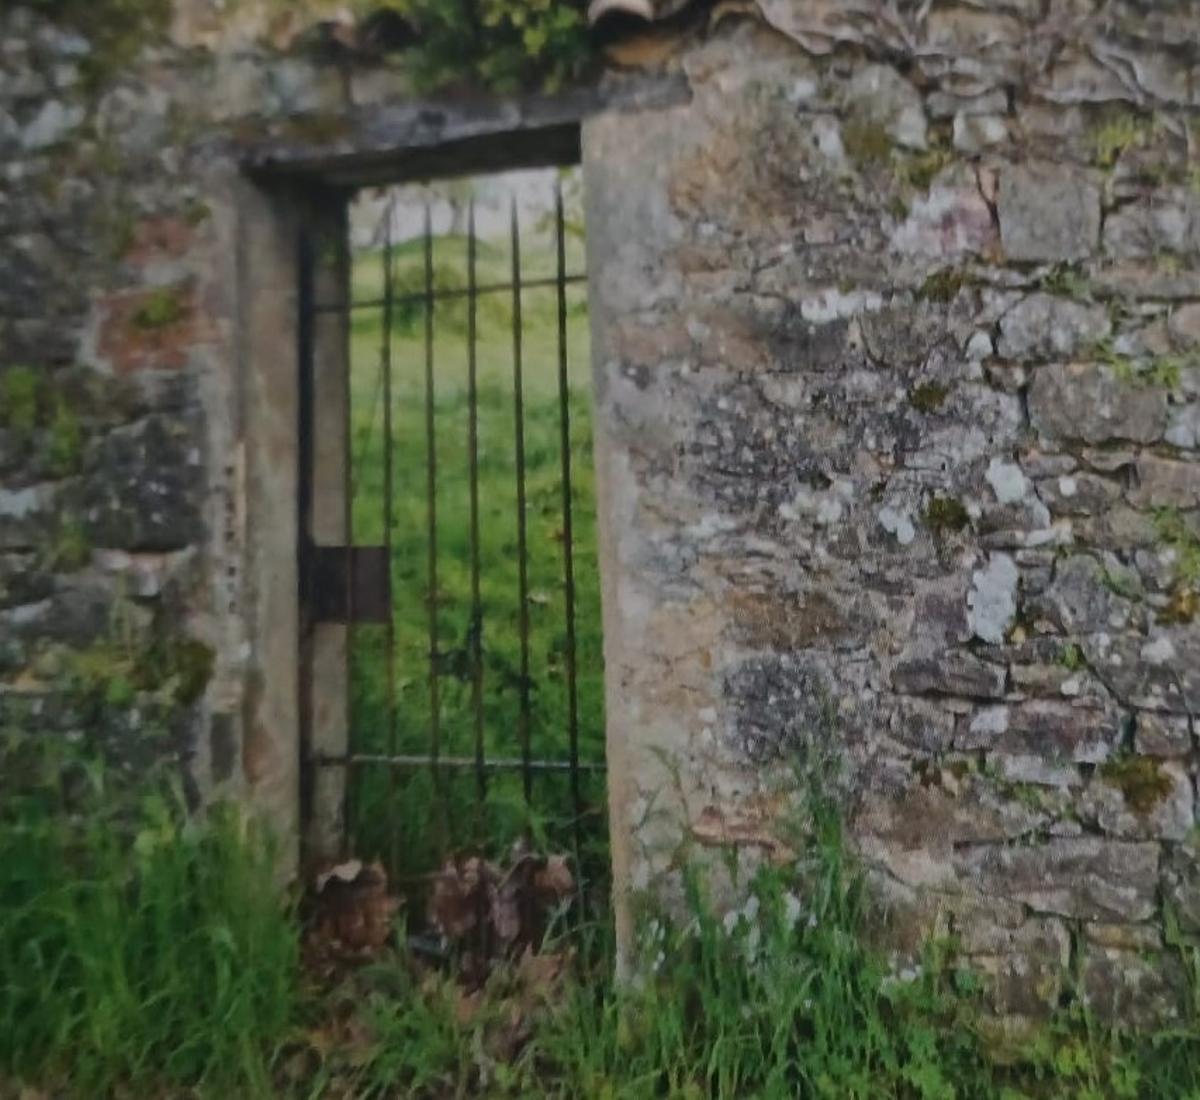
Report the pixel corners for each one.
[298,171,607,898]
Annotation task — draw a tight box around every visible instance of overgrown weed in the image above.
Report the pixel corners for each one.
[0,762,298,1098]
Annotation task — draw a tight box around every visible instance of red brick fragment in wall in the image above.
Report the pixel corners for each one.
[97,283,214,374]
[122,215,196,266]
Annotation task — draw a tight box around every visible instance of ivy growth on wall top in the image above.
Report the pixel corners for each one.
[379,0,594,91]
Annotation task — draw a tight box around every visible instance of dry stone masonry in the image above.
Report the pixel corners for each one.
[584,1,1200,1036]
[0,0,1198,1039]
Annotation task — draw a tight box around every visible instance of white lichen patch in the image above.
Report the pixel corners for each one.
[985,457,1029,504]
[968,552,1019,644]
[878,505,916,545]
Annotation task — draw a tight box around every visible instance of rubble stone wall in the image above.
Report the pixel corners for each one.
[2,0,1199,1031]
[586,3,1200,1031]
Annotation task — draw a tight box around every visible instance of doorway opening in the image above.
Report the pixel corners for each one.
[299,165,607,905]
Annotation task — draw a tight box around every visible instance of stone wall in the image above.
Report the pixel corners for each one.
[0,0,358,832]
[586,3,1200,1032]
[3,0,1199,1034]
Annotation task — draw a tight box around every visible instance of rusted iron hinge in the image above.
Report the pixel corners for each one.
[308,545,391,624]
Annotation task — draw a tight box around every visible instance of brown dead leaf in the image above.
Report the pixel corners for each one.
[308,859,401,960]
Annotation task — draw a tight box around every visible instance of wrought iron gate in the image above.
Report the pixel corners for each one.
[298,170,606,897]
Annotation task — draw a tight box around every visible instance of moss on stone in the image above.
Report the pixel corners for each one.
[183,199,212,227]
[48,400,83,476]
[897,148,952,192]
[1091,110,1146,169]
[1100,756,1172,814]
[1059,643,1085,671]
[923,496,970,534]
[918,270,967,303]
[842,119,892,169]
[49,516,91,572]
[1039,264,1092,300]
[132,288,185,330]
[1158,585,1197,626]
[909,382,950,412]
[1154,507,1200,586]
[140,636,215,706]
[1,367,42,436]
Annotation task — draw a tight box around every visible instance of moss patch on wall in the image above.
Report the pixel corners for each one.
[1100,756,1173,814]
[923,496,970,534]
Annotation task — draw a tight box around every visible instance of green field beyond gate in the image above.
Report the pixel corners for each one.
[342,169,608,891]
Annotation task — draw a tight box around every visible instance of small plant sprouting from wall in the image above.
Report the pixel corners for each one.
[376,0,593,91]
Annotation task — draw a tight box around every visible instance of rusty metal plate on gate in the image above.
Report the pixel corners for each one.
[309,546,391,624]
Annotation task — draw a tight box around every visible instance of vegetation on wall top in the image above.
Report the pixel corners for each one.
[376,0,594,91]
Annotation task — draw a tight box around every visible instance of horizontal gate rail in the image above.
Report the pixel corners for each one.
[312,273,587,315]
[312,752,607,773]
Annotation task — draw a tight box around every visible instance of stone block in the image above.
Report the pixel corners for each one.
[1081,759,1194,840]
[1128,454,1200,510]
[952,112,1008,154]
[998,162,1101,263]
[1102,188,1200,259]
[960,917,1070,1019]
[1044,554,1136,633]
[891,181,997,258]
[952,836,1158,922]
[75,415,203,553]
[0,484,57,551]
[1036,472,1121,517]
[959,700,1120,764]
[844,63,927,150]
[1168,303,1200,347]
[0,552,53,610]
[892,650,1006,699]
[997,294,1109,362]
[1082,947,1184,1027]
[1083,630,1200,715]
[1163,841,1200,935]
[1135,713,1192,757]
[891,697,958,753]
[1029,363,1168,445]
[857,769,1048,849]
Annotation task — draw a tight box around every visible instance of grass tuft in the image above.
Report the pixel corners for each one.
[0,782,297,1098]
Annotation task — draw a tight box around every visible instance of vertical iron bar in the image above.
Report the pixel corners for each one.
[510,199,533,807]
[381,201,400,874]
[340,219,355,862]
[466,202,487,824]
[296,225,316,867]
[423,205,445,850]
[554,179,583,866]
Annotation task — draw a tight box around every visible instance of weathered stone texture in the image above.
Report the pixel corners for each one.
[588,4,1200,1028]
[2,0,1198,1032]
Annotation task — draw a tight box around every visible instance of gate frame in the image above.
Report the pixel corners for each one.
[236,78,690,887]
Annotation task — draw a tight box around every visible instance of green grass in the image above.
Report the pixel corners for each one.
[0,773,297,1098]
[7,759,1200,1098]
[295,790,1200,1100]
[343,227,607,889]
